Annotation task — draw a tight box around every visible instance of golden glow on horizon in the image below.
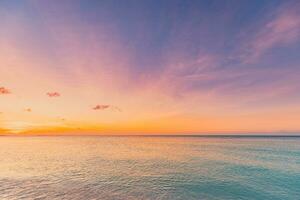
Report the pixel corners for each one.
[1,107,300,135]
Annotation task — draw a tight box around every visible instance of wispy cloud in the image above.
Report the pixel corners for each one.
[156,52,221,96]
[46,92,61,97]
[243,3,300,62]
[0,87,11,95]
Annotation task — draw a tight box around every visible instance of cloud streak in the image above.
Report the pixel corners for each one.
[244,2,300,62]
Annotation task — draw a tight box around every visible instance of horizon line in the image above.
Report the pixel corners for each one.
[1,134,300,137]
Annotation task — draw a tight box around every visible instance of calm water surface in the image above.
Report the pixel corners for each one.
[0,136,299,200]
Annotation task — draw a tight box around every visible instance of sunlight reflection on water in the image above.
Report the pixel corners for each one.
[0,136,299,200]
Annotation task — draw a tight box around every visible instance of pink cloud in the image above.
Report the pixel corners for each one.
[0,87,11,95]
[92,104,121,112]
[245,4,300,62]
[47,92,61,97]
[93,105,110,110]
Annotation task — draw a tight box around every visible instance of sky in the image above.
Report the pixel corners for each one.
[0,0,300,135]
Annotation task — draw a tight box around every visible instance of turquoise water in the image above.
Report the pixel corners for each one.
[0,136,299,200]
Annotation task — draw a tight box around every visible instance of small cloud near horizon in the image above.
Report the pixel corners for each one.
[93,105,110,110]
[47,92,61,97]
[0,87,11,95]
[93,104,122,112]
[24,108,32,112]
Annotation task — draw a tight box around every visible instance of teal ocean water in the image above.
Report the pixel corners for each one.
[0,136,299,200]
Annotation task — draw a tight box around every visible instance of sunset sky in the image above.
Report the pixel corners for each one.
[1,0,300,135]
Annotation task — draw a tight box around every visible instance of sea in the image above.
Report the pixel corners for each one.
[0,136,299,200]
